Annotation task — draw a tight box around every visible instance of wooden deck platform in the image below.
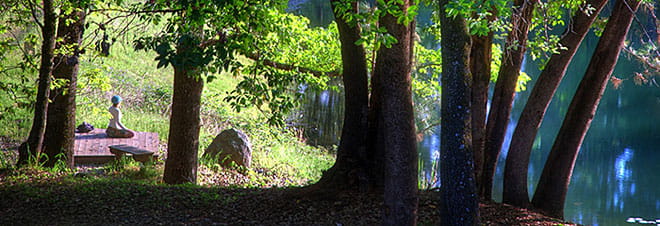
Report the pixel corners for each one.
[74,129,160,164]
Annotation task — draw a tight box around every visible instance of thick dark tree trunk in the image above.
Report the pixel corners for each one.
[479,0,537,200]
[502,0,607,208]
[163,47,204,184]
[17,0,57,166]
[314,0,370,192]
[531,0,641,218]
[367,41,386,191]
[43,9,87,168]
[469,31,493,187]
[438,0,480,224]
[377,1,418,224]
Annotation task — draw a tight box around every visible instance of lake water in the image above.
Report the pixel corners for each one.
[290,1,660,225]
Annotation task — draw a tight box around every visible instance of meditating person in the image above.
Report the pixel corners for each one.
[106,95,135,138]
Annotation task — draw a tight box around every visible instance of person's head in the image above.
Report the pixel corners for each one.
[111,95,122,107]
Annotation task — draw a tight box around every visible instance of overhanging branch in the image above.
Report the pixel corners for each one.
[89,8,183,14]
[245,53,341,77]
[623,47,660,73]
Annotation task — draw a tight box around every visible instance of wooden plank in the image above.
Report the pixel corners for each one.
[73,129,161,164]
[109,144,154,163]
[109,144,153,155]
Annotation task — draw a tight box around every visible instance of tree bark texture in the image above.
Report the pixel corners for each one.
[163,47,204,184]
[17,0,57,166]
[439,0,480,225]
[502,0,607,208]
[531,0,641,218]
[378,1,418,225]
[43,9,87,168]
[480,0,537,200]
[367,41,386,191]
[314,0,371,192]
[469,31,493,188]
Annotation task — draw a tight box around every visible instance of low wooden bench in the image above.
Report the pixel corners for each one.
[109,144,155,163]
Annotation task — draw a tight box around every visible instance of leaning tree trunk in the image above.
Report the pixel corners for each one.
[378,1,418,224]
[439,0,480,224]
[312,0,370,192]
[17,0,57,166]
[479,0,537,200]
[43,8,87,168]
[502,0,607,208]
[163,45,204,184]
[469,27,493,186]
[531,0,641,218]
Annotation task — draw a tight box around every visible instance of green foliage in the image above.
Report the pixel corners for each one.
[0,148,17,170]
[104,156,162,182]
[527,0,586,64]
[264,13,341,74]
[50,153,72,173]
[418,150,439,190]
[412,43,442,135]
[0,146,72,175]
[0,2,43,137]
[223,10,337,126]
[441,0,511,36]
[258,144,333,185]
[133,0,334,126]
[0,50,37,139]
[488,43,531,91]
[333,0,419,51]
[591,16,608,37]
[440,0,596,70]
[516,71,532,92]
[624,43,660,76]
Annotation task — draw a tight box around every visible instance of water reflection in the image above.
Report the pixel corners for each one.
[294,78,344,147]
[615,148,633,184]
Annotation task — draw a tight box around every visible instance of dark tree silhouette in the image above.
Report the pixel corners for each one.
[438,0,480,224]
[375,0,418,224]
[469,26,493,187]
[163,44,204,184]
[18,0,57,166]
[480,0,538,200]
[313,0,371,192]
[43,7,87,168]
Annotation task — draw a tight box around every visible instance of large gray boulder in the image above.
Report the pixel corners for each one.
[204,128,252,168]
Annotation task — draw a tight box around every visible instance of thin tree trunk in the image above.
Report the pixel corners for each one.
[480,0,537,200]
[43,8,87,168]
[378,1,418,224]
[502,0,607,208]
[439,0,480,224]
[17,0,57,166]
[531,0,641,218]
[313,0,370,192]
[163,46,204,184]
[469,30,493,187]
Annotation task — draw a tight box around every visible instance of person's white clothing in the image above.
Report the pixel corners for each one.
[108,106,127,130]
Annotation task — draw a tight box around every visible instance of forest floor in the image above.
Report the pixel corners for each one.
[0,146,576,225]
